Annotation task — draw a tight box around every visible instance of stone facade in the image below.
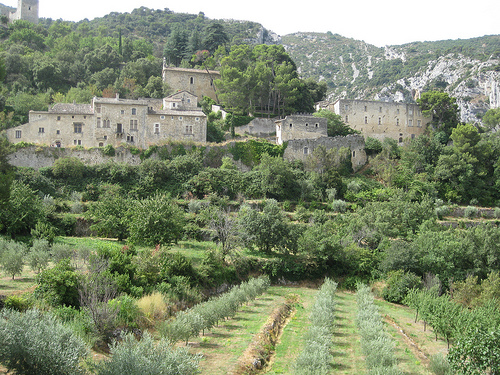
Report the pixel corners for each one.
[6,0,39,24]
[276,114,366,170]
[6,91,207,149]
[162,61,220,102]
[326,99,430,143]
[275,114,328,145]
[284,135,367,171]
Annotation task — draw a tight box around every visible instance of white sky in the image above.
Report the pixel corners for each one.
[3,0,499,47]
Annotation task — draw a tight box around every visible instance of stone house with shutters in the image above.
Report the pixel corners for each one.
[6,91,207,149]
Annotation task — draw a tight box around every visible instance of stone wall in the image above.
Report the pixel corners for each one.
[283,134,367,171]
[234,118,276,139]
[8,146,143,169]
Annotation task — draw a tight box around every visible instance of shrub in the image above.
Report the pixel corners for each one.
[3,295,30,311]
[464,205,478,219]
[0,309,88,375]
[92,331,201,375]
[135,292,169,328]
[382,270,422,304]
[330,199,347,213]
[429,353,451,375]
[35,259,80,307]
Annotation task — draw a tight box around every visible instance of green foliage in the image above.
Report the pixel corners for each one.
[417,91,460,137]
[101,144,116,156]
[294,278,337,374]
[356,284,402,374]
[0,240,26,279]
[35,259,80,307]
[382,270,422,304]
[314,109,358,137]
[52,157,86,180]
[127,194,185,246]
[92,331,201,375]
[0,309,88,375]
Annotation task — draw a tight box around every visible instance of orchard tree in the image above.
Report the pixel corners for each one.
[127,194,185,246]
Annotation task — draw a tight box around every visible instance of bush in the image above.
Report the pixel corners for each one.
[92,331,201,375]
[3,295,30,311]
[382,270,422,304]
[429,353,451,375]
[330,199,347,213]
[34,259,80,307]
[0,309,88,375]
[464,205,478,219]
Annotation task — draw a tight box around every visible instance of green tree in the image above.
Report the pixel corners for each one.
[417,91,460,138]
[314,109,358,137]
[127,194,185,246]
[482,107,500,130]
[0,241,25,280]
[86,187,130,241]
[202,23,229,54]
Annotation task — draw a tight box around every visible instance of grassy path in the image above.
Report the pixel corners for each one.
[189,286,305,375]
[330,291,365,374]
[265,286,318,374]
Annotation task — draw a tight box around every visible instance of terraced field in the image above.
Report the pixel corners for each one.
[183,286,448,374]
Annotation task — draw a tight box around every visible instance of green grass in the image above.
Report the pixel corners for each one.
[0,266,37,295]
[266,286,318,374]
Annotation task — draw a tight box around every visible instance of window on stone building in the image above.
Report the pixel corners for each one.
[131,108,137,115]
[95,104,101,113]
[99,142,104,147]
[364,106,367,112]
[304,147,309,155]
[130,119,138,130]
[352,151,356,158]
[411,134,415,139]
[56,130,60,135]
[161,115,165,120]
[399,137,403,143]
[364,116,368,124]
[396,118,399,126]
[116,123,123,134]
[38,127,44,133]
[15,130,21,138]
[190,77,194,84]
[408,119,413,127]
[345,115,349,123]
[409,108,413,115]
[289,123,292,128]
[379,107,382,113]
[103,119,110,128]
[97,118,101,128]
[417,120,422,127]
[74,123,82,133]
[179,116,183,120]
[344,104,349,111]
[127,135,134,142]
[185,125,193,134]
[57,116,61,121]
[74,140,81,145]
[154,123,160,134]
[104,136,107,140]
[378,117,382,125]
[121,110,125,115]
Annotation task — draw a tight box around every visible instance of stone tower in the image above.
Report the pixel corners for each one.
[9,0,39,24]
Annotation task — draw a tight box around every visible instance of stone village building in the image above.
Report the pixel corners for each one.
[276,114,367,170]
[6,91,207,149]
[319,99,430,143]
[2,0,39,24]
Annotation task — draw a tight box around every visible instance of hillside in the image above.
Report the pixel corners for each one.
[281,33,500,123]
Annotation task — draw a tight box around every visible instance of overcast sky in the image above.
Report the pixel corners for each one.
[3,0,499,47]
